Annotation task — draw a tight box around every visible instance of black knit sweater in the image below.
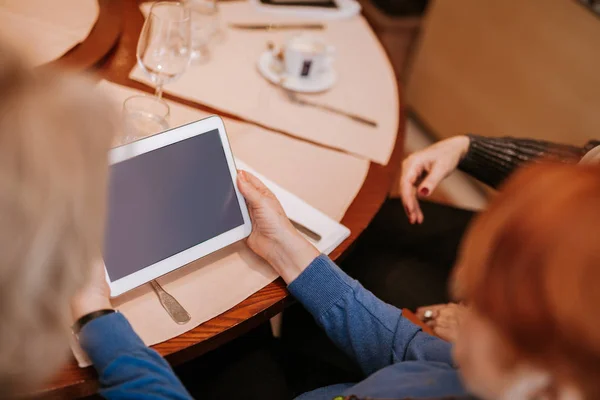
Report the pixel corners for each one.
[457,134,600,188]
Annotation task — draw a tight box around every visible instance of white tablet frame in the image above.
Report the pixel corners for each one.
[105,116,252,297]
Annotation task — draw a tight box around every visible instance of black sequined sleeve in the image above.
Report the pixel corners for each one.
[457,134,599,189]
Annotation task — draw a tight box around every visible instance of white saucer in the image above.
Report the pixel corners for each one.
[257,51,336,93]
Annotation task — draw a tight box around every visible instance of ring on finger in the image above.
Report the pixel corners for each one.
[423,309,434,323]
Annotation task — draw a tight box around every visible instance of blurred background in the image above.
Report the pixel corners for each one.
[369,0,600,210]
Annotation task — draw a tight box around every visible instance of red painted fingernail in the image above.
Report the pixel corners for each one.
[420,187,429,196]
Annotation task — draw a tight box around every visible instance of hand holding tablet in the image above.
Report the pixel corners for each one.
[236,170,320,284]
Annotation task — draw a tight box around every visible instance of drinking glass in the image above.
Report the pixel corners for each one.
[185,0,220,63]
[137,1,191,98]
[122,95,170,144]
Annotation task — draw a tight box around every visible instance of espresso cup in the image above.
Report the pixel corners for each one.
[283,35,334,80]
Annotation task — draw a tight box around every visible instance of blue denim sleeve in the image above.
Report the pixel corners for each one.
[79,312,192,399]
[288,255,454,375]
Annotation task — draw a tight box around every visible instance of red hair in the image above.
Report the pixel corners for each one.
[455,163,600,397]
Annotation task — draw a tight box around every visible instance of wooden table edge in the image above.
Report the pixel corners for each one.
[42,0,124,72]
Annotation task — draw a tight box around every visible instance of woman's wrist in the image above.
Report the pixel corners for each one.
[71,293,113,322]
[453,135,471,160]
[267,229,320,284]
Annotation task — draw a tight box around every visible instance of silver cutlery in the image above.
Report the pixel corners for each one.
[229,23,325,30]
[283,88,378,128]
[290,219,322,242]
[150,280,191,325]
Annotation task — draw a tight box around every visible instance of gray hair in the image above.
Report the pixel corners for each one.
[0,48,116,395]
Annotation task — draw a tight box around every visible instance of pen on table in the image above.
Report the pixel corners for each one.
[290,219,322,243]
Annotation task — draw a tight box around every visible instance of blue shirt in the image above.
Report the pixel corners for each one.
[80,254,470,399]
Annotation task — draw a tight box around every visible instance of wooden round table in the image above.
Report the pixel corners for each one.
[40,0,123,72]
[40,1,404,397]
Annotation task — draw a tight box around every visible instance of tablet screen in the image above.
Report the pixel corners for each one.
[103,129,244,281]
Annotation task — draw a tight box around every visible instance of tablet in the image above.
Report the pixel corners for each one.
[104,116,252,297]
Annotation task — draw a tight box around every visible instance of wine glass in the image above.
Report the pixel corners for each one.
[137,1,191,99]
[186,0,220,63]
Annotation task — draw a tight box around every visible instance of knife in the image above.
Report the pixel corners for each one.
[150,280,191,325]
[229,23,325,30]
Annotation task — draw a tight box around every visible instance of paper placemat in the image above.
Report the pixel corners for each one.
[72,240,278,367]
[99,80,369,221]
[72,80,363,367]
[0,0,98,66]
[131,2,398,165]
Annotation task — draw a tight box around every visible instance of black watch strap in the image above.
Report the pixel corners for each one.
[73,309,116,334]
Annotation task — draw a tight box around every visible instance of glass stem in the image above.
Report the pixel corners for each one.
[155,84,164,99]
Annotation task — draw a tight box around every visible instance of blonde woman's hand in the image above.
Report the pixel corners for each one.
[416,303,467,343]
[70,261,112,321]
[400,136,470,224]
[237,170,319,284]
